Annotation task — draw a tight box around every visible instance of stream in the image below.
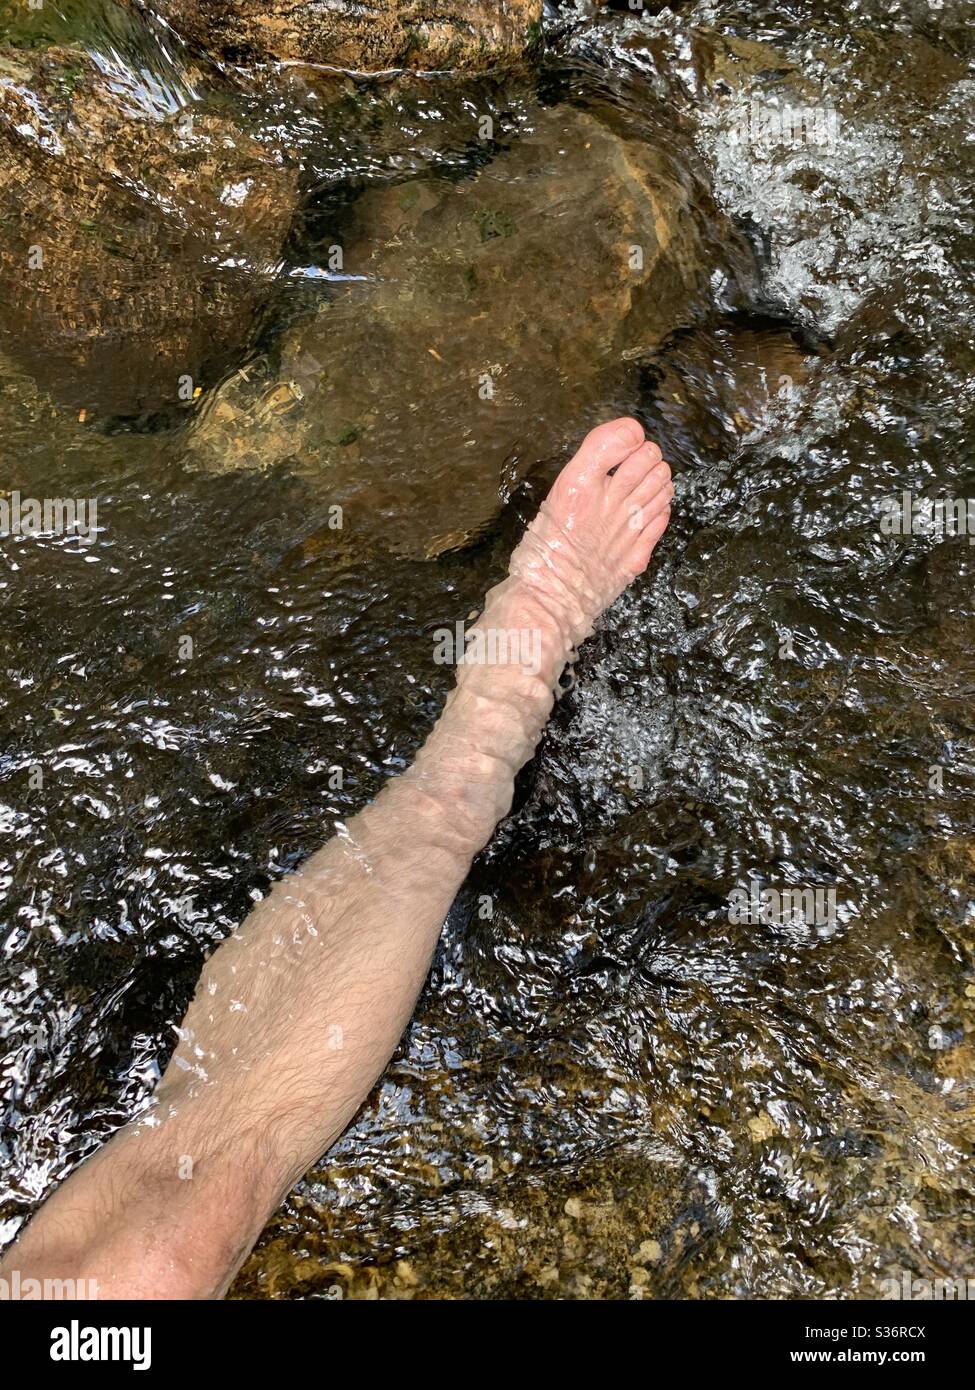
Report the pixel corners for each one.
[1,0,974,1298]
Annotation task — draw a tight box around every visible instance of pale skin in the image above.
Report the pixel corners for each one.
[0,418,673,1298]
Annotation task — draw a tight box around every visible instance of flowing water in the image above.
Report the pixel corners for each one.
[1,0,974,1298]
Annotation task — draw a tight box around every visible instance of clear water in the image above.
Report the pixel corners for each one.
[1,0,974,1298]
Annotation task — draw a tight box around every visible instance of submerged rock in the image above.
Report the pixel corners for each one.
[189,102,739,556]
[650,320,816,460]
[564,4,971,338]
[139,0,544,72]
[0,42,296,419]
[233,1147,708,1299]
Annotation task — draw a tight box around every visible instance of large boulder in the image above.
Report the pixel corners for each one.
[0,42,297,420]
[189,102,735,556]
[140,0,544,71]
[566,6,971,339]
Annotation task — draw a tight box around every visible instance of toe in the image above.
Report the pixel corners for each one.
[623,458,670,514]
[625,475,673,533]
[623,475,670,533]
[610,439,663,496]
[626,506,671,575]
[561,417,645,487]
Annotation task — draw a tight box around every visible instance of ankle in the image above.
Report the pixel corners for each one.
[469,578,582,690]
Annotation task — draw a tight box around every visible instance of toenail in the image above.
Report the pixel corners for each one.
[614,419,644,448]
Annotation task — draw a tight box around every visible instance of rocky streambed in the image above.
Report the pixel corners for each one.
[0,0,973,1299]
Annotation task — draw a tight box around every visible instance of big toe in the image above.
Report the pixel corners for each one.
[558,417,645,491]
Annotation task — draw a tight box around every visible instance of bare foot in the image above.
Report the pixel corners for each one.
[409,418,672,843]
[462,416,672,695]
[507,415,673,647]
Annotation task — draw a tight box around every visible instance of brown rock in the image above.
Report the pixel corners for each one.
[142,0,544,72]
[190,103,736,556]
[651,321,814,450]
[0,43,297,418]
